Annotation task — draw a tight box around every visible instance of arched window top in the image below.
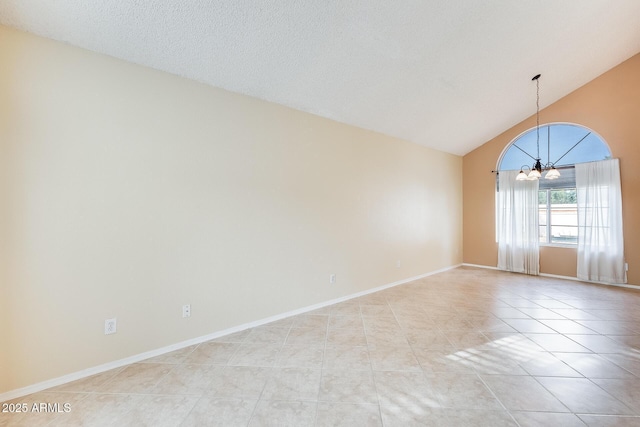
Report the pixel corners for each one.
[498,123,611,171]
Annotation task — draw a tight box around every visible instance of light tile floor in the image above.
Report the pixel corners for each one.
[3,266,640,426]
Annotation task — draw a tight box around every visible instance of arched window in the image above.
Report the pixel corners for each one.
[498,123,611,172]
[497,123,611,246]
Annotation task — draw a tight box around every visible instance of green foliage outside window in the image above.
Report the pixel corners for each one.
[539,189,576,204]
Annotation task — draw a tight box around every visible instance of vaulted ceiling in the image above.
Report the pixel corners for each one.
[1,1,639,155]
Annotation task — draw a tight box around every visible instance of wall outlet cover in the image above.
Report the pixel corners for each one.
[104,318,117,335]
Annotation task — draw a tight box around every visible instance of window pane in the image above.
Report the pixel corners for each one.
[550,188,576,204]
[550,207,577,226]
[548,189,577,245]
[538,190,546,204]
[550,226,578,245]
[539,192,547,225]
[539,208,547,226]
[539,226,547,243]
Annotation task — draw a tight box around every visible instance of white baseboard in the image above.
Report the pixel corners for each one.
[539,272,639,290]
[462,263,639,289]
[0,263,461,402]
[461,263,499,270]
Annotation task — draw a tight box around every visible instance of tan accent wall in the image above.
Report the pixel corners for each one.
[0,26,462,394]
[463,53,640,285]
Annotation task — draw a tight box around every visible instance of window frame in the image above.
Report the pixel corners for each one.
[538,186,578,248]
[495,122,612,248]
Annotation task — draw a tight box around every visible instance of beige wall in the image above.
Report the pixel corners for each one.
[463,54,640,285]
[0,26,462,394]
[0,283,7,391]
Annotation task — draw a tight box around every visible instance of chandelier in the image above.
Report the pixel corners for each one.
[516,74,561,181]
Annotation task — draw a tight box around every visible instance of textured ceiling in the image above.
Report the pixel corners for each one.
[1,1,640,156]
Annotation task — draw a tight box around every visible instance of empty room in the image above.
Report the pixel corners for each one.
[1,1,639,426]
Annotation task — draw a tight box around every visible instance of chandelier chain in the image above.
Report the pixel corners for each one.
[513,73,561,181]
[536,76,540,160]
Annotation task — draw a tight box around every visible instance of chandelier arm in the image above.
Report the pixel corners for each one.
[551,132,591,166]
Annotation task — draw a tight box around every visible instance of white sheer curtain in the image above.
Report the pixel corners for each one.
[576,159,626,283]
[497,170,540,275]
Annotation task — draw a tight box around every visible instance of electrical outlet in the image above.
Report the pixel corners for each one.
[104,318,117,335]
[329,274,336,284]
[625,263,629,271]
[396,260,401,268]
[182,304,191,318]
